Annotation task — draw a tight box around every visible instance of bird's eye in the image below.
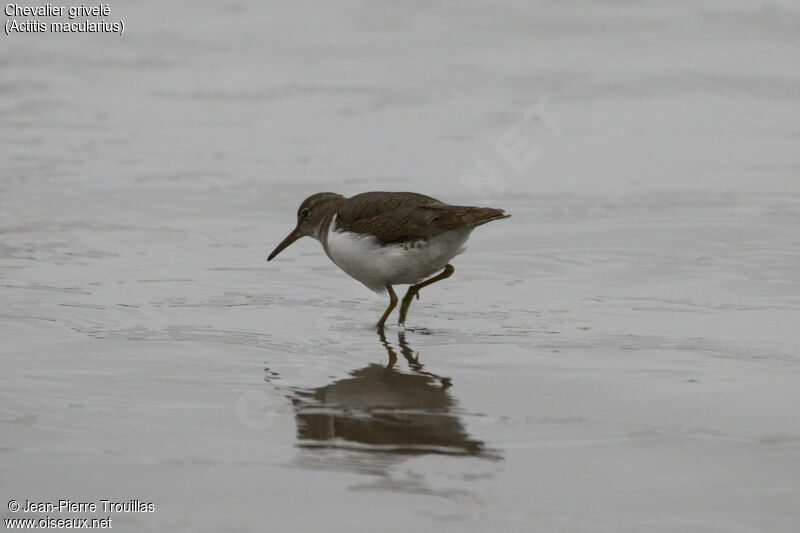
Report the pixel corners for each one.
[301,208,310,219]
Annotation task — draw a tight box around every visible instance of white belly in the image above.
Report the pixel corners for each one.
[324,219,472,293]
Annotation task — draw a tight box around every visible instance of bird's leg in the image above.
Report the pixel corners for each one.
[398,264,455,325]
[376,285,398,328]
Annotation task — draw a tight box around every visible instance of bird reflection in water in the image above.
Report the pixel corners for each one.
[272,329,501,476]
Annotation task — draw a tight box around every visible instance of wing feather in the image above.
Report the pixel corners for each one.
[335,192,509,243]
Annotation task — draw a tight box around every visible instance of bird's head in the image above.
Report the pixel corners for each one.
[268,192,345,261]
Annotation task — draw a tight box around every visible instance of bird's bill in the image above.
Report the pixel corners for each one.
[267,228,302,261]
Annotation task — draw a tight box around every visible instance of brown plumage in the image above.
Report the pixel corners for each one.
[335,192,509,243]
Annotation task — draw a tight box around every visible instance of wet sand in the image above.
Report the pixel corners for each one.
[3,1,800,531]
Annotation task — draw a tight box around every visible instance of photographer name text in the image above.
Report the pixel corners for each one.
[9,499,154,513]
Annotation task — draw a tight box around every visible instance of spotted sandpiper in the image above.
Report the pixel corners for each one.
[268,191,509,327]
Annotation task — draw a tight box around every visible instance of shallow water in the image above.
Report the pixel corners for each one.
[3,1,800,531]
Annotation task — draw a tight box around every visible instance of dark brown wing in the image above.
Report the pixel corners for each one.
[335,192,510,243]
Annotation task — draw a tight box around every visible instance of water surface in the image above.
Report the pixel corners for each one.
[3,1,800,531]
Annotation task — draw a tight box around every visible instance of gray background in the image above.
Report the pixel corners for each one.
[2,1,799,531]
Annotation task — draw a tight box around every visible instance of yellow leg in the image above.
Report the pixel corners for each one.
[377,285,398,328]
[398,264,455,325]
